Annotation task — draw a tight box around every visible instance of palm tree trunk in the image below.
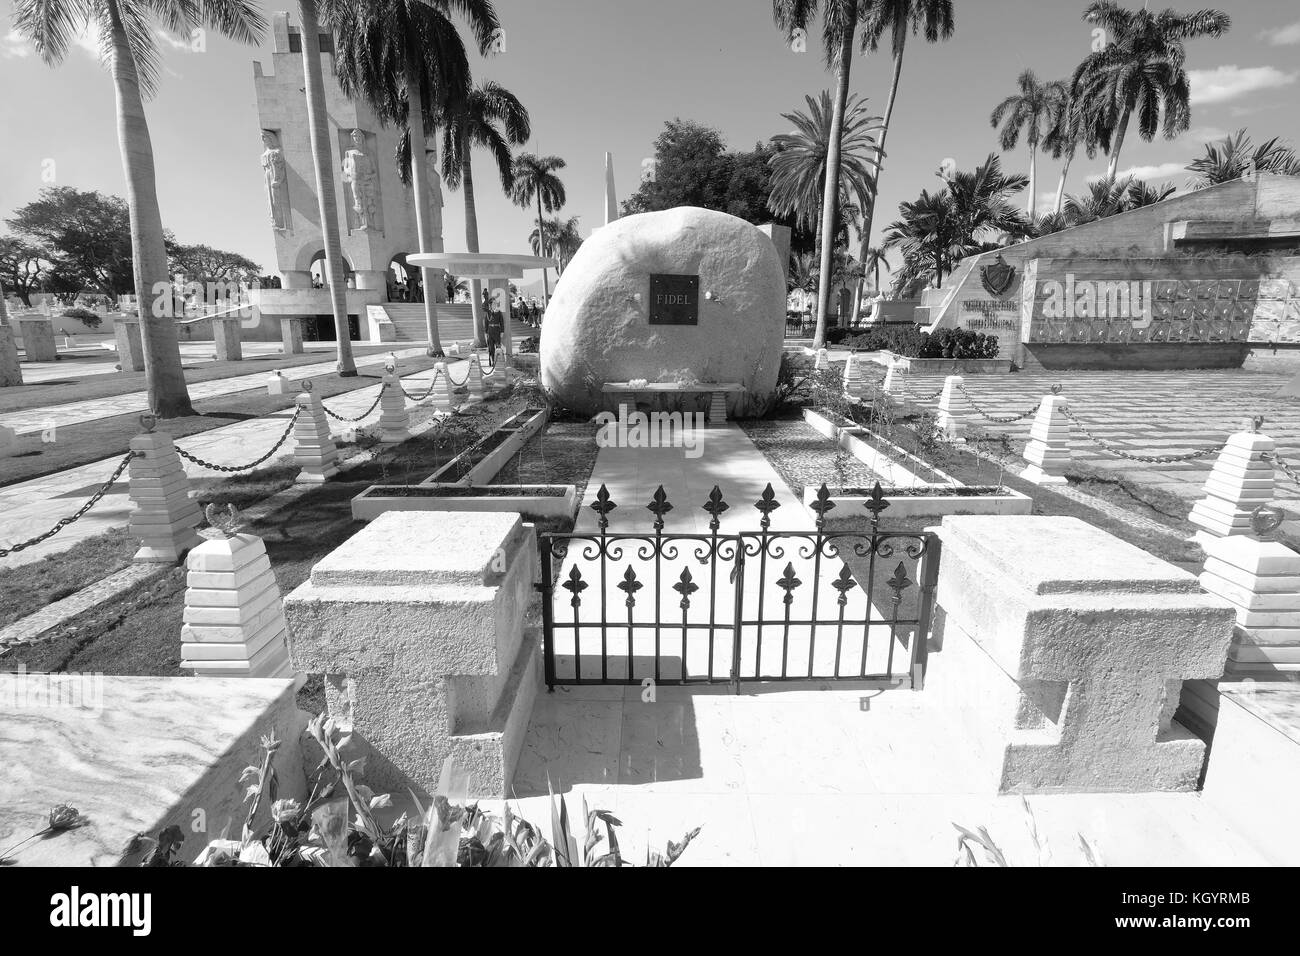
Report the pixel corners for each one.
[814,4,857,350]
[1026,143,1037,218]
[299,0,357,376]
[1053,152,1073,214]
[106,0,194,416]
[1106,108,1130,180]
[404,52,443,356]
[462,147,486,347]
[851,35,903,324]
[536,193,550,304]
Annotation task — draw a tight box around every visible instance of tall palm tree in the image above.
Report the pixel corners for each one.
[15,0,266,416]
[440,80,529,346]
[787,251,819,323]
[1062,175,1176,224]
[327,0,498,357]
[767,91,882,234]
[510,153,566,303]
[862,245,890,292]
[990,69,1065,219]
[1072,1,1231,180]
[850,0,955,322]
[772,0,863,350]
[1042,83,1097,214]
[530,216,582,275]
[1187,129,1300,188]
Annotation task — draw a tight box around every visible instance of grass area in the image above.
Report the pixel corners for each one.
[0,343,405,416]
[1,359,441,488]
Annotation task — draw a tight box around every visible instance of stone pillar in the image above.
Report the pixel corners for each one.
[114,319,146,372]
[267,371,286,396]
[378,366,410,443]
[181,532,293,677]
[212,317,243,362]
[813,348,828,370]
[1021,394,1072,485]
[16,317,56,362]
[467,353,484,398]
[882,359,909,402]
[283,511,541,796]
[842,355,868,399]
[1189,431,1275,543]
[1199,534,1300,675]
[935,375,968,440]
[292,384,339,483]
[0,323,22,386]
[489,278,513,360]
[280,316,304,355]
[931,515,1234,792]
[430,362,455,411]
[128,425,202,564]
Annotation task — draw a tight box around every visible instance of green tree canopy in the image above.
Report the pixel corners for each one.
[166,243,262,285]
[5,186,139,296]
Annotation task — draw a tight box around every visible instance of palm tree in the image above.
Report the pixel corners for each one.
[1042,83,1097,214]
[767,91,882,235]
[787,251,819,324]
[850,0,955,322]
[883,189,956,288]
[1061,175,1175,225]
[1072,2,1231,181]
[510,153,566,303]
[863,245,891,292]
[1187,129,1300,188]
[990,70,1065,219]
[773,0,867,349]
[440,80,529,346]
[542,216,583,275]
[15,0,266,416]
[328,0,498,357]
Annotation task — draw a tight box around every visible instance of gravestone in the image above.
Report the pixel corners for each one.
[0,324,22,386]
[114,319,146,372]
[17,317,57,363]
[213,317,243,362]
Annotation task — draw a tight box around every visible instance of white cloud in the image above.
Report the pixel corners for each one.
[156,29,195,52]
[1259,22,1300,46]
[1086,162,1187,185]
[1,29,33,59]
[1189,65,1298,105]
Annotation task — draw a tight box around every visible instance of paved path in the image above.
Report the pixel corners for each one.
[15,341,347,385]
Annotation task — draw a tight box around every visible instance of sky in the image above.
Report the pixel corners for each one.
[1,0,1298,290]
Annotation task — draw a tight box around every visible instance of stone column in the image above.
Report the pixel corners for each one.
[114,319,146,371]
[1021,394,1072,485]
[17,317,56,362]
[181,531,293,677]
[128,424,202,563]
[930,515,1234,792]
[935,375,968,440]
[378,366,410,443]
[429,362,455,412]
[882,359,909,403]
[0,323,22,387]
[267,371,286,396]
[841,355,867,399]
[1189,431,1275,543]
[212,317,243,362]
[280,316,304,355]
[814,348,828,370]
[1199,533,1300,675]
[283,511,542,796]
[467,353,484,398]
[292,384,339,482]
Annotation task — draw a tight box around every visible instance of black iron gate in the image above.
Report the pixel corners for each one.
[537,482,940,693]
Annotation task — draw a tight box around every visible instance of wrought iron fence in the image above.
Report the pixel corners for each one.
[537,482,940,693]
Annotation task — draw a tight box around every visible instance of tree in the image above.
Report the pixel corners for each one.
[862,245,890,292]
[530,216,582,275]
[1060,175,1174,225]
[1187,129,1300,188]
[1042,82,1097,214]
[439,79,530,346]
[511,153,566,303]
[1072,2,1230,180]
[15,1,266,417]
[167,243,261,285]
[990,69,1065,219]
[851,0,955,321]
[0,238,48,306]
[767,91,881,234]
[6,188,137,298]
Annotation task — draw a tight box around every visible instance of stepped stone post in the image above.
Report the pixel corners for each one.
[378,366,410,443]
[128,418,202,563]
[930,515,1234,792]
[1199,523,1300,675]
[267,370,286,395]
[181,530,293,678]
[467,353,484,398]
[212,317,243,362]
[814,348,828,370]
[17,317,56,362]
[935,375,968,440]
[283,512,542,796]
[1021,394,1072,485]
[293,382,339,483]
[114,318,145,371]
[1189,431,1275,543]
[882,359,909,403]
[429,362,455,411]
[0,323,23,386]
[842,355,868,399]
[280,317,304,355]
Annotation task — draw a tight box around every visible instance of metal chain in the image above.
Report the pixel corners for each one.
[322,383,387,423]
[1263,451,1300,488]
[401,367,443,402]
[912,385,946,402]
[0,451,136,557]
[175,407,301,473]
[445,363,471,387]
[1059,405,1228,464]
[955,383,1041,423]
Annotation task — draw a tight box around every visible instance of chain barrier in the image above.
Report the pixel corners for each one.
[1059,405,1227,464]
[321,383,387,423]
[445,363,471,387]
[175,407,301,473]
[401,367,444,402]
[911,385,946,402]
[955,383,1041,424]
[0,451,136,558]
[1263,451,1300,489]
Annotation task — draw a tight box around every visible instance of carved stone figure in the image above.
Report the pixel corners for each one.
[425,148,444,243]
[261,130,290,233]
[342,129,382,233]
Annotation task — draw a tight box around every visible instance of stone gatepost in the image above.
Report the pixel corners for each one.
[842,355,868,399]
[128,421,202,563]
[283,511,542,797]
[467,353,485,398]
[378,366,410,443]
[280,316,304,355]
[814,347,828,370]
[935,375,967,440]
[213,317,243,362]
[181,530,293,678]
[929,515,1234,792]
[1199,530,1300,675]
[1021,394,1072,485]
[0,323,23,386]
[267,371,286,395]
[292,383,339,483]
[18,317,57,362]
[114,319,146,371]
[882,359,908,403]
[1189,431,1275,542]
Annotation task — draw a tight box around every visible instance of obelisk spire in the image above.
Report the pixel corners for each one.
[604,152,618,226]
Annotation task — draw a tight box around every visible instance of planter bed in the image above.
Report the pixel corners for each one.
[351,483,578,521]
[805,483,1032,519]
[803,407,957,488]
[878,356,1012,375]
[422,406,547,485]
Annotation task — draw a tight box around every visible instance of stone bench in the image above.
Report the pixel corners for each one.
[602,381,743,424]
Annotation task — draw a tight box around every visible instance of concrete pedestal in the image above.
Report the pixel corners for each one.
[882,361,908,402]
[18,317,57,362]
[813,348,828,370]
[213,317,243,362]
[114,320,145,372]
[935,375,967,440]
[280,316,304,355]
[0,324,22,386]
[378,368,411,443]
[1199,535,1300,674]
[842,355,868,400]
[292,389,339,482]
[1189,432,1276,542]
[127,431,202,563]
[267,371,287,396]
[467,354,484,398]
[1021,395,1072,485]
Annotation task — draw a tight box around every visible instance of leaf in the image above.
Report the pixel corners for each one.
[369,793,393,811]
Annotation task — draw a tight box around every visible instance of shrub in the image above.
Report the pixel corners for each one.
[842,325,998,359]
[62,307,102,329]
[518,336,539,354]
